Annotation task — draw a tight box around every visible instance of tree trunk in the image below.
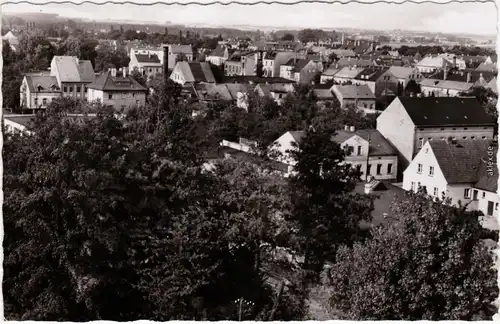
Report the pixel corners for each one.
[268,280,285,321]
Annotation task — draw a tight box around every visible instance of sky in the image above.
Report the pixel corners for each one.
[1,0,498,36]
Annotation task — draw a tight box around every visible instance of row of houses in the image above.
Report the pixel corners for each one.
[20,56,147,111]
[217,96,498,220]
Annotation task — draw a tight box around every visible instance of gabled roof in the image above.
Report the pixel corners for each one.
[224,83,252,99]
[387,66,416,79]
[354,66,389,82]
[332,84,375,99]
[86,71,148,92]
[323,63,340,76]
[332,49,357,57]
[167,44,193,54]
[135,53,161,64]
[416,56,447,68]
[24,72,60,92]
[336,58,372,68]
[288,131,306,144]
[335,66,365,79]
[208,45,226,57]
[332,129,398,156]
[176,61,216,83]
[429,139,495,184]
[52,56,95,83]
[193,83,233,101]
[475,62,497,73]
[419,78,473,91]
[313,88,334,99]
[291,59,311,72]
[397,97,495,127]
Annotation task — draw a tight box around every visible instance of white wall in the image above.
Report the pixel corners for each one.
[402,142,448,198]
[377,97,416,167]
[270,132,299,166]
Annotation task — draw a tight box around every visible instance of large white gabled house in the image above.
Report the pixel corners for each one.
[402,138,498,220]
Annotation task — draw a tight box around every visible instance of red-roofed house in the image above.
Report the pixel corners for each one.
[86,68,148,110]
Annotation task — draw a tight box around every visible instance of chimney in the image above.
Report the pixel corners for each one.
[163,45,169,78]
[111,68,117,77]
[350,126,355,132]
[466,72,471,83]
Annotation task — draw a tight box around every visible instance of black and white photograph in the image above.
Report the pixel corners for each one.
[1,0,499,321]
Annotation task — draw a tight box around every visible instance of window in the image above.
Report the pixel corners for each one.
[63,86,67,92]
[427,137,432,141]
[357,146,362,156]
[84,87,88,93]
[367,164,372,175]
[433,187,439,196]
[76,86,81,93]
[463,136,467,140]
[471,136,476,139]
[411,181,416,191]
[483,192,486,199]
[417,182,421,189]
[108,94,113,99]
[417,163,423,174]
[387,163,393,174]
[482,136,487,139]
[34,98,38,106]
[42,98,47,105]
[376,164,382,175]
[464,127,468,130]
[496,203,499,211]
[473,189,478,201]
[429,166,434,176]
[418,138,424,148]
[69,86,73,92]
[452,128,456,130]
[440,128,445,130]
[464,188,471,199]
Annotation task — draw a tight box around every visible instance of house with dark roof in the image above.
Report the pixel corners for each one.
[418,67,491,97]
[170,61,216,85]
[377,97,496,177]
[20,72,61,110]
[164,44,194,70]
[254,83,295,105]
[205,45,230,66]
[353,66,398,97]
[128,51,163,79]
[86,68,148,110]
[403,139,498,219]
[320,63,341,84]
[331,84,376,113]
[50,56,95,101]
[224,51,260,77]
[279,58,315,82]
[332,126,398,181]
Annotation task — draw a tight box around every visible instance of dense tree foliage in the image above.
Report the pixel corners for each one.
[329,190,498,320]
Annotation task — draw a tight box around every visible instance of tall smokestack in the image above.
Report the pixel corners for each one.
[163,45,169,79]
